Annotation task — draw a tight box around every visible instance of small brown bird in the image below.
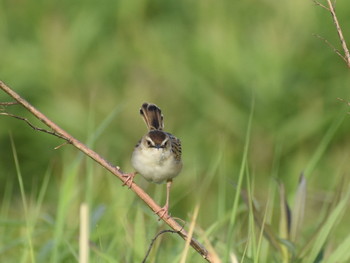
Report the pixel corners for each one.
[131,103,182,218]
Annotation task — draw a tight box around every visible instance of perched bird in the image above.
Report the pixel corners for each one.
[130,103,182,218]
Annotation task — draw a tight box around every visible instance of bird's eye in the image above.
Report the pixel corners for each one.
[162,139,169,147]
[147,140,152,147]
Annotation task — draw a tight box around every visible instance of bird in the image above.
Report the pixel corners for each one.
[130,102,182,218]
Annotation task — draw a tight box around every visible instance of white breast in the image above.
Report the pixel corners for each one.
[131,148,182,184]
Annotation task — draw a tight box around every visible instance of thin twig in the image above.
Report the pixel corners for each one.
[312,33,347,62]
[0,112,69,141]
[142,229,179,263]
[54,141,70,150]
[326,0,350,67]
[312,0,330,10]
[0,101,19,106]
[0,81,215,262]
[313,0,350,67]
[337,97,349,105]
[337,98,350,114]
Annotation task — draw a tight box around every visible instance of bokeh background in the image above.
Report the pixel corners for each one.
[1,0,350,261]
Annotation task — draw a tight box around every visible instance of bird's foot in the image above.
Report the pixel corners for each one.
[156,204,170,220]
[122,172,136,188]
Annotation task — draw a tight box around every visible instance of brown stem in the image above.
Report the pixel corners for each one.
[313,0,350,67]
[0,81,215,262]
[326,0,350,67]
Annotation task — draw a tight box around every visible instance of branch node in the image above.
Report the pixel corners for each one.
[312,0,330,11]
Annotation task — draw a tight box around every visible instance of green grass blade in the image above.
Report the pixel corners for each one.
[50,162,80,263]
[304,112,345,178]
[290,174,306,243]
[278,183,290,263]
[133,209,146,261]
[326,232,350,262]
[86,103,125,147]
[10,134,35,263]
[245,168,257,261]
[225,98,254,261]
[303,185,350,263]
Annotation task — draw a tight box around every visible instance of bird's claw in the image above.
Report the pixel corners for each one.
[122,172,136,188]
[156,205,170,220]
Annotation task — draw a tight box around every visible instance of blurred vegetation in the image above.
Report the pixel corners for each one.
[1,0,350,262]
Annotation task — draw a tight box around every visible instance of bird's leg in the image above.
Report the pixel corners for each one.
[156,179,172,219]
[122,172,137,188]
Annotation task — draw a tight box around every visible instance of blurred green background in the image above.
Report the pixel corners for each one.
[1,0,350,261]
